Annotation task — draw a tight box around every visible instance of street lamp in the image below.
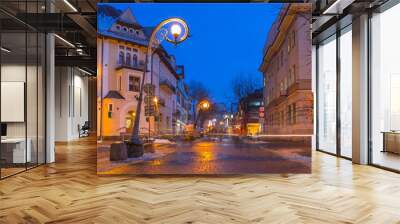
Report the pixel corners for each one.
[129,18,189,153]
[200,101,210,110]
[194,100,211,129]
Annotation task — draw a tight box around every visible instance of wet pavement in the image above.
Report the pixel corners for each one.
[97,137,311,174]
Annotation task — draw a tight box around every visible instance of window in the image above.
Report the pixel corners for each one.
[118,51,124,65]
[292,103,296,124]
[123,26,128,32]
[116,25,121,30]
[292,64,296,83]
[129,76,140,92]
[339,27,352,158]
[371,5,400,170]
[108,104,113,118]
[126,52,131,66]
[136,30,140,35]
[129,28,134,33]
[132,54,138,67]
[317,35,337,154]
[291,30,296,48]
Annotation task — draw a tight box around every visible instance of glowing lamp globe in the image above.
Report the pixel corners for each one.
[170,24,182,39]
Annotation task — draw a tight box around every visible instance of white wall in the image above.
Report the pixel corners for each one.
[55,67,89,141]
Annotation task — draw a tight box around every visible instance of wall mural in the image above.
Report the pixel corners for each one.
[97,3,313,175]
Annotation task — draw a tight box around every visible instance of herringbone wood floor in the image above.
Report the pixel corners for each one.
[1,137,400,224]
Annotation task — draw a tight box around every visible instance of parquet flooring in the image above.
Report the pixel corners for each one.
[1,137,400,223]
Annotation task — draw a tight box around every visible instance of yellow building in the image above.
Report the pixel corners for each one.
[97,8,181,139]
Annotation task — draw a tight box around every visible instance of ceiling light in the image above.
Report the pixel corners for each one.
[322,0,355,15]
[1,47,11,53]
[63,0,78,12]
[78,67,94,76]
[54,34,75,48]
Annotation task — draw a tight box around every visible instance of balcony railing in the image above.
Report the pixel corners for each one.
[159,78,176,93]
[116,60,146,71]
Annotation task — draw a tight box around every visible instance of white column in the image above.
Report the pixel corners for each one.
[352,14,369,164]
[46,32,55,163]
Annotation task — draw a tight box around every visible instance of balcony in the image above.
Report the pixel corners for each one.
[116,60,146,72]
[159,78,176,93]
[287,79,312,95]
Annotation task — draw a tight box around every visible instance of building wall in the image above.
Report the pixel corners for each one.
[158,58,177,134]
[262,11,313,135]
[97,37,149,138]
[97,36,180,137]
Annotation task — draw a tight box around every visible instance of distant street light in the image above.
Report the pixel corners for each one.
[200,101,210,110]
[194,100,211,129]
[129,17,189,153]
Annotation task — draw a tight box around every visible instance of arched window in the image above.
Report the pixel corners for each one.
[116,25,121,30]
[118,51,124,65]
[132,54,138,67]
[126,52,131,66]
[123,26,128,32]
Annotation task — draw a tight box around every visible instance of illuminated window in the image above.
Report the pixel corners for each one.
[129,76,140,92]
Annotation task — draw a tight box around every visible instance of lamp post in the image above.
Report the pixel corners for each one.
[128,18,189,153]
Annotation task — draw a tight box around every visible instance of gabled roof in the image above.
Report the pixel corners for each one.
[117,8,137,25]
[104,90,125,100]
[98,8,181,79]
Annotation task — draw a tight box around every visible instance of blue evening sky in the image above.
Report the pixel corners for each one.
[102,3,282,103]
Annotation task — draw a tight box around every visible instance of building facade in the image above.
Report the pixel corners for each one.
[97,8,185,138]
[260,4,313,135]
[175,67,194,134]
[237,89,264,136]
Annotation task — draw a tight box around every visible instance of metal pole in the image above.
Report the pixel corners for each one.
[130,22,161,144]
[130,18,189,144]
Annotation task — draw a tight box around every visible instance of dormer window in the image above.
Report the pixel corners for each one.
[123,26,128,32]
[135,30,140,35]
[116,25,121,30]
[129,28,134,33]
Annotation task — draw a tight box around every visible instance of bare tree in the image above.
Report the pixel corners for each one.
[187,81,213,129]
[188,80,211,104]
[230,72,261,103]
